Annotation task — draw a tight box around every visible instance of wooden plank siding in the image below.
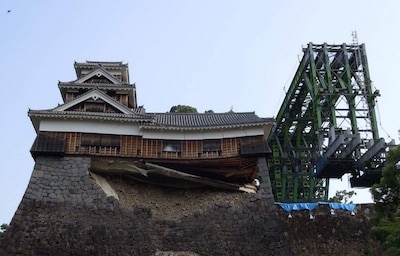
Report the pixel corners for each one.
[114,94,128,107]
[222,138,239,157]
[47,132,266,159]
[66,132,81,153]
[120,135,142,156]
[141,139,163,158]
[182,140,202,158]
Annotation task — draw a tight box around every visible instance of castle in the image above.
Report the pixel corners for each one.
[0,61,294,255]
[28,61,274,190]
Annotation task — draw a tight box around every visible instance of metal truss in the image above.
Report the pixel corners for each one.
[268,42,386,202]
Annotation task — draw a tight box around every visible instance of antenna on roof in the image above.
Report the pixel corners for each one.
[351,31,363,72]
[351,31,359,46]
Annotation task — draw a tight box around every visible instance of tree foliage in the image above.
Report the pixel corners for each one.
[169,105,198,113]
[328,190,357,203]
[0,223,8,240]
[371,145,400,255]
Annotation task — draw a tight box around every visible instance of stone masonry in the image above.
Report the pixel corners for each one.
[0,156,292,255]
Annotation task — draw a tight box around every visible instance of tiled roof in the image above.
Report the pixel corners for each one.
[28,110,154,120]
[58,82,135,89]
[145,112,274,129]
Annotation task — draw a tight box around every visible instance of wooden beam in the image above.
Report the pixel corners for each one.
[144,162,240,191]
[90,158,256,192]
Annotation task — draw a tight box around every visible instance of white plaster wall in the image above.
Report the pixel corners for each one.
[141,126,265,140]
[39,119,270,139]
[39,119,141,135]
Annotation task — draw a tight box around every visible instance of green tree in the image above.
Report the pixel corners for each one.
[0,223,8,240]
[371,145,400,255]
[204,109,214,113]
[328,190,357,203]
[169,105,198,113]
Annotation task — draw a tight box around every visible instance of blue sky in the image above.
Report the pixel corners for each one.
[1,0,399,224]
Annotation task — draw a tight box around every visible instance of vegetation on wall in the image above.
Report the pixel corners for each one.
[328,190,357,203]
[371,145,400,255]
[0,224,8,240]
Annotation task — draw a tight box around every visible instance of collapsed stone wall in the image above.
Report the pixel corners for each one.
[0,156,292,256]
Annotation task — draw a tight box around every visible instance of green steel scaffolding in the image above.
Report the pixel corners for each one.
[268,42,386,202]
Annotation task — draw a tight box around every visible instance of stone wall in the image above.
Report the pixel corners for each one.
[277,204,385,256]
[0,156,384,255]
[0,156,292,256]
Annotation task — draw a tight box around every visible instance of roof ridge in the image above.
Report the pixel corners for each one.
[58,82,135,87]
[153,111,256,115]
[74,61,127,67]
[28,110,155,122]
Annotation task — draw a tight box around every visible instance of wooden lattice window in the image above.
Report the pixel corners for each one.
[203,139,221,152]
[30,132,66,155]
[85,75,112,84]
[81,133,120,148]
[163,140,181,152]
[85,102,104,112]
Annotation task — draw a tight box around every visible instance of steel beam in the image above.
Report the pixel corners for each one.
[355,138,386,168]
[339,135,361,158]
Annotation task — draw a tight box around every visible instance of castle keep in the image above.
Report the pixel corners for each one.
[29,61,274,190]
[0,61,292,255]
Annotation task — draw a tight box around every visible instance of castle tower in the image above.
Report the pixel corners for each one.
[63,61,136,108]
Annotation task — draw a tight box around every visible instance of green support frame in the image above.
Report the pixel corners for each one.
[268,42,385,202]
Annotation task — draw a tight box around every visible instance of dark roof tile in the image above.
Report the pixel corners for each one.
[146,112,273,129]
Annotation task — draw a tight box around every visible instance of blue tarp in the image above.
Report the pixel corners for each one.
[326,202,356,212]
[276,202,356,213]
[277,202,318,212]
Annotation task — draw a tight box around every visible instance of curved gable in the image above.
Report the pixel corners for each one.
[54,89,134,114]
[75,68,122,84]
